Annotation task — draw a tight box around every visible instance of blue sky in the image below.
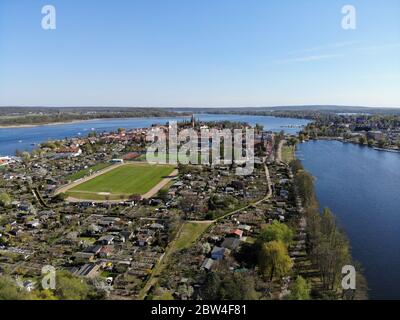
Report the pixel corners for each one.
[0,0,399,107]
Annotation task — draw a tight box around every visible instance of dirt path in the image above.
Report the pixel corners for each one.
[141,169,178,199]
[276,139,286,163]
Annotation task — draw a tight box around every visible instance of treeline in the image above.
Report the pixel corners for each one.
[0,108,189,126]
[0,271,105,300]
[290,159,368,299]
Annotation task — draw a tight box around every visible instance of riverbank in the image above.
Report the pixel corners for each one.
[289,140,369,299]
[0,115,192,129]
[0,119,91,129]
[302,136,400,154]
[295,140,400,298]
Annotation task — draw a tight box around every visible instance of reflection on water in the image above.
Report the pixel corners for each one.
[297,140,400,299]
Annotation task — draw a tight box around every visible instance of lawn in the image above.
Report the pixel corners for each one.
[67,163,175,200]
[281,145,295,163]
[174,222,211,251]
[67,163,112,182]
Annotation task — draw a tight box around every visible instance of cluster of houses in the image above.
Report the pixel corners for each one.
[0,120,309,300]
[0,156,19,167]
[165,164,268,220]
[151,156,304,300]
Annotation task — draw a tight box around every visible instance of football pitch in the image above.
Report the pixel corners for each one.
[66,163,176,200]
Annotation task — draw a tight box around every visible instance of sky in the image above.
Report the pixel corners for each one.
[0,0,400,108]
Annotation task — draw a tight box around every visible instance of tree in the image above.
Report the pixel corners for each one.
[0,192,11,207]
[288,276,311,300]
[157,189,169,202]
[377,139,387,148]
[32,289,58,300]
[289,159,303,173]
[358,136,366,145]
[53,193,67,202]
[21,151,31,162]
[258,240,293,281]
[54,271,90,300]
[0,277,29,300]
[294,170,316,208]
[201,271,258,300]
[257,221,294,246]
[307,208,352,291]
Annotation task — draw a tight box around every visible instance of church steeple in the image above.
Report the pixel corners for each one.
[191,114,195,128]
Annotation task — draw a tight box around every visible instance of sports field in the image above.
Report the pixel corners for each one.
[66,163,176,200]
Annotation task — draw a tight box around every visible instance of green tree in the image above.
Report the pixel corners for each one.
[0,277,29,300]
[32,289,58,300]
[21,151,31,162]
[377,139,387,148]
[288,276,311,300]
[358,136,366,145]
[367,139,374,147]
[201,271,257,300]
[54,271,90,300]
[0,192,11,207]
[258,240,293,281]
[294,170,316,207]
[257,221,294,246]
[157,189,169,202]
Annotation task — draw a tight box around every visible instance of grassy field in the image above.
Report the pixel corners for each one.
[67,163,112,182]
[281,145,295,163]
[174,222,211,251]
[67,163,175,200]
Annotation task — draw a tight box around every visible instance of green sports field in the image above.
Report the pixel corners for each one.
[66,164,176,200]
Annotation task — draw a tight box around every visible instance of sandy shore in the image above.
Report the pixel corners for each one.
[0,119,89,129]
[0,115,189,129]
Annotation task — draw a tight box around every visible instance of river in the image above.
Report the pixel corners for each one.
[0,114,309,156]
[297,140,400,300]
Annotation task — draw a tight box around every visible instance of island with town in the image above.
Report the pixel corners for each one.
[0,110,379,300]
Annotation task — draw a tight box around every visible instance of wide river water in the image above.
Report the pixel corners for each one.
[297,140,400,299]
[0,114,308,156]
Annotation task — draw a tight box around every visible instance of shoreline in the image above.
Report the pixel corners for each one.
[0,119,89,129]
[0,115,191,129]
[292,139,369,299]
[302,137,400,154]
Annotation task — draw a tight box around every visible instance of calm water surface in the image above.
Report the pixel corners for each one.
[0,114,309,156]
[297,140,400,299]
